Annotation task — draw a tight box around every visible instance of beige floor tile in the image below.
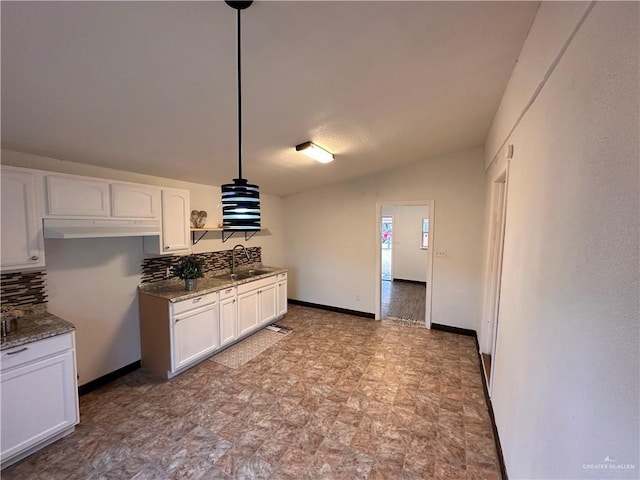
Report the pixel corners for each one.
[1,305,501,479]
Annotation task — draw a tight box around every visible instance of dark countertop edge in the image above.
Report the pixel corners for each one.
[138,266,288,303]
[1,312,75,351]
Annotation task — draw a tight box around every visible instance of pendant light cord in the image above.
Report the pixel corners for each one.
[236,8,243,180]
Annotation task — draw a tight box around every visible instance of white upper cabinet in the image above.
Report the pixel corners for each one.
[143,188,191,255]
[1,167,45,272]
[161,189,190,253]
[111,183,160,218]
[46,175,110,217]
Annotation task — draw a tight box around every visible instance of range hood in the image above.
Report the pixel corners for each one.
[43,218,161,239]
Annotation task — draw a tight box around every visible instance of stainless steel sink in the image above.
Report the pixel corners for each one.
[218,269,272,282]
[247,269,272,276]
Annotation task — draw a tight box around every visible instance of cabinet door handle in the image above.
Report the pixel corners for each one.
[6,347,28,355]
[30,256,39,261]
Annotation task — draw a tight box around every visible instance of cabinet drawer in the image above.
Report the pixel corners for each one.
[277,272,287,281]
[237,275,277,295]
[219,287,236,300]
[1,333,74,372]
[172,292,217,316]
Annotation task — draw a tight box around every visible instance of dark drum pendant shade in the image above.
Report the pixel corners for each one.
[222,0,260,233]
[221,178,260,231]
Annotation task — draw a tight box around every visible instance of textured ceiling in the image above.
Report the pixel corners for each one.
[1,1,538,196]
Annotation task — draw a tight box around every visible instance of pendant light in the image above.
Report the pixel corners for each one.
[221,0,260,239]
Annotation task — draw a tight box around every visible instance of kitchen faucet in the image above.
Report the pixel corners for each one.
[231,244,251,274]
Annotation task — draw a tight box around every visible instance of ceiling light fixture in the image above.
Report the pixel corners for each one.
[221,0,260,240]
[296,141,335,164]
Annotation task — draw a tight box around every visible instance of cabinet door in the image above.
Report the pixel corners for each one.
[277,278,288,317]
[1,169,45,271]
[172,303,218,371]
[219,289,237,347]
[46,175,110,216]
[111,183,160,218]
[237,289,259,336]
[1,350,78,462]
[161,189,190,253]
[259,282,278,325]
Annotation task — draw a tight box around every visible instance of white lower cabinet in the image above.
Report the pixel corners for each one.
[138,271,288,379]
[237,276,278,336]
[172,299,219,372]
[277,272,288,317]
[259,282,278,326]
[237,289,259,336]
[219,287,237,347]
[1,333,79,469]
[139,292,218,379]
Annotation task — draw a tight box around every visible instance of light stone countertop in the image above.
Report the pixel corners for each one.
[1,306,76,351]
[138,265,288,302]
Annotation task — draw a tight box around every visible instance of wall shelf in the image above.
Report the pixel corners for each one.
[190,228,267,245]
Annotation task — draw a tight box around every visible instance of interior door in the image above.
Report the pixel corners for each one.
[483,170,508,393]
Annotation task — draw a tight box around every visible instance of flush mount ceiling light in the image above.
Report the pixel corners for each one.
[221,0,260,241]
[295,141,335,164]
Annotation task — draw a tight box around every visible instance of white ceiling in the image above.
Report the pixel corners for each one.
[1,1,538,197]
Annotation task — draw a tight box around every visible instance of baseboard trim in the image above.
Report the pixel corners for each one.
[392,278,427,286]
[473,336,508,480]
[431,323,476,337]
[287,299,375,319]
[78,360,141,396]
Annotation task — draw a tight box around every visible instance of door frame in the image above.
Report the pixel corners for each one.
[375,200,435,328]
[481,165,510,395]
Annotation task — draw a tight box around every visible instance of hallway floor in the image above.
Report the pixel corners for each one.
[381,280,426,324]
[3,305,500,479]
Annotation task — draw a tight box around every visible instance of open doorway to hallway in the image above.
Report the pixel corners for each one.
[375,201,434,327]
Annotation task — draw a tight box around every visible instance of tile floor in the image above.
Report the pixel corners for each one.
[381,280,426,324]
[3,305,500,479]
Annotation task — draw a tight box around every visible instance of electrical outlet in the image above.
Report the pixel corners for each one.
[435,250,447,258]
[356,295,361,302]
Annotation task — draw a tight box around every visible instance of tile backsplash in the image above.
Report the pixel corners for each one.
[1,270,48,307]
[140,247,262,284]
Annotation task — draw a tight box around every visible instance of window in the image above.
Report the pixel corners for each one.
[381,216,393,249]
[421,218,429,249]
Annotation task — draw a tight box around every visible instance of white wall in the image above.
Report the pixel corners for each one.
[382,205,429,282]
[481,2,639,478]
[284,147,485,330]
[1,149,286,385]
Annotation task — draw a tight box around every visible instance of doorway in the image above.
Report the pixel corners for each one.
[481,169,508,393]
[375,201,434,328]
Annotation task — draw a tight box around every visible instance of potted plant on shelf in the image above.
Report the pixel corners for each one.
[173,255,204,291]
